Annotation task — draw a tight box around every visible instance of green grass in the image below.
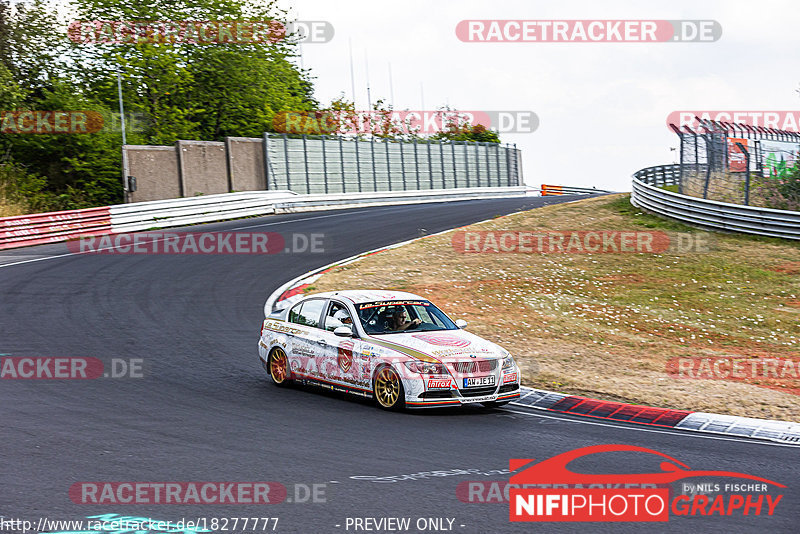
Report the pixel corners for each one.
[607,194,697,231]
[610,193,800,249]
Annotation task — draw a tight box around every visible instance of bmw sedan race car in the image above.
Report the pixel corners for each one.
[258,290,521,409]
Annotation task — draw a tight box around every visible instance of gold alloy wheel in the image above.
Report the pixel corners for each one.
[374,366,402,409]
[269,348,289,385]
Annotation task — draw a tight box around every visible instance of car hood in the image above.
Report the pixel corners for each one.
[366,329,506,362]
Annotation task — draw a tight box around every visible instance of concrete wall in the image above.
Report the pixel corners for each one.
[125,145,180,203]
[177,140,228,197]
[227,137,266,191]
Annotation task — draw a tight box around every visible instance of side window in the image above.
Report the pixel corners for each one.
[288,299,325,328]
[325,301,353,331]
[288,302,304,324]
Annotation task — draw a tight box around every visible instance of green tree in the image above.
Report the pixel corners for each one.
[6,82,129,207]
[0,0,65,92]
[431,116,501,143]
[0,63,27,109]
[2,0,320,213]
[67,0,316,144]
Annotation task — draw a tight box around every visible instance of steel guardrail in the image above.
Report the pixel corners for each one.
[1,187,528,250]
[110,190,299,233]
[631,164,800,240]
[271,186,528,213]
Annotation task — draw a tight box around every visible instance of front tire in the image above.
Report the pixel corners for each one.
[268,348,291,386]
[373,365,405,410]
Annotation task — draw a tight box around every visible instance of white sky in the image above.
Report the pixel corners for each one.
[281,0,800,191]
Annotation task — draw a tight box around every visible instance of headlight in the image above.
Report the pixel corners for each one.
[404,361,447,374]
[502,354,515,370]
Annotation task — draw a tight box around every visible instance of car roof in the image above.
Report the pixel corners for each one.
[302,290,427,304]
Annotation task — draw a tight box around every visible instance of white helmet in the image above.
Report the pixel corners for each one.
[334,309,352,324]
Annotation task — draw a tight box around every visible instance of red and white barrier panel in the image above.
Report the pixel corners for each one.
[0,206,112,251]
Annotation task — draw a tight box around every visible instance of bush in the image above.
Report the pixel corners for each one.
[777,165,800,204]
[0,161,92,214]
[750,165,800,212]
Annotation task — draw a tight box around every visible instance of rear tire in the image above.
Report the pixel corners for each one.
[267,348,291,386]
[373,365,405,410]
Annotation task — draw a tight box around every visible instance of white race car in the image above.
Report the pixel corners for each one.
[258,290,521,409]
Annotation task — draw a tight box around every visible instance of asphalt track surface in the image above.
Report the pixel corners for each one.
[1,196,797,534]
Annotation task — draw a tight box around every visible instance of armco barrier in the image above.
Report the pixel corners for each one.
[0,207,112,250]
[1,186,528,251]
[632,164,800,240]
[272,186,527,213]
[110,190,299,233]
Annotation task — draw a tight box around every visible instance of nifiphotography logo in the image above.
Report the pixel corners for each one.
[509,444,784,522]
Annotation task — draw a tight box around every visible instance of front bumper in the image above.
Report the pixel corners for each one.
[406,381,521,408]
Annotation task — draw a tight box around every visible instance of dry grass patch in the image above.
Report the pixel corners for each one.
[0,197,25,217]
[308,194,800,421]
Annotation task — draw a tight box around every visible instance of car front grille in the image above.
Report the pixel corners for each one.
[451,360,497,374]
[459,386,498,398]
[419,390,454,399]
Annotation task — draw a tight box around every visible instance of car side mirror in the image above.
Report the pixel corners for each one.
[455,319,468,329]
[334,325,353,337]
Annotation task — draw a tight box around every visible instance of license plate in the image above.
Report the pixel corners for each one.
[463,375,495,388]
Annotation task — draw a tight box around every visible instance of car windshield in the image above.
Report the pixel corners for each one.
[357,300,457,335]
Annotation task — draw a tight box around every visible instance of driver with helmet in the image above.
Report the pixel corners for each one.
[334,308,352,325]
[388,307,421,331]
